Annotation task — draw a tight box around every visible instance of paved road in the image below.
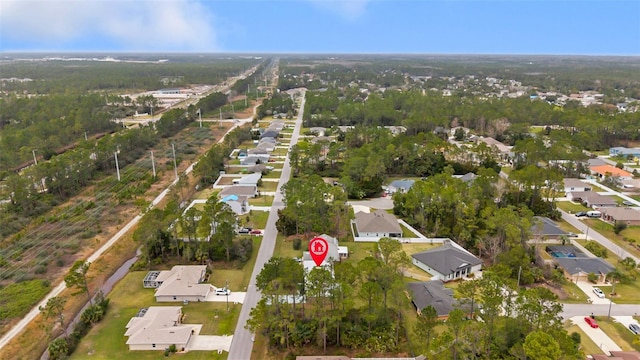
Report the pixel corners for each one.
[561,303,640,319]
[227,92,305,360]
[559,208,639,263]
[571,315,621,355]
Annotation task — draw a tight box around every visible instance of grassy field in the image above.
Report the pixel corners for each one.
[596,318,640,351]
[70,271,237,360]
[583,219,640,259]
[248,196,274,206]
[564,323,604,355]
[560,281,590,303]
[258,181,278,192]
[239,210,269,230]
[556,201,591,214]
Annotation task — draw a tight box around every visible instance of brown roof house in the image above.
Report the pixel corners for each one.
[352,209,402,240]
[601,207,640,226]
[125,306,200,351]
[411,240,482,282]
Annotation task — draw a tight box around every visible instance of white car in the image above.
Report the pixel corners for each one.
[593,288,606,298]
[215,287,231,296]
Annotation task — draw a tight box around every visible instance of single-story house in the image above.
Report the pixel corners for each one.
[563,178,592,194]
[247,147,270,156]
[219,185,258,199]
[554,257,614,284]
[232,172,262,186]
[387,179,415,194]
[240,154,270,166]
[246,164,273,174]
[302,234,347,272]
[406,280,457,319]
[567,192,618,208]
[609,147,640,159]
[411,240,482,282]
[125,306,199,351]
[353,210,403,239]
[151,265,213,302]
[221,194,249,215]
[260,128,280,139]
[546,245,614,283]
[590,165,633,181]
[600,207,640,226]
[309,127,326,136]
[454,172,477,183]
[236,149,247,160]
[530,216,568,239]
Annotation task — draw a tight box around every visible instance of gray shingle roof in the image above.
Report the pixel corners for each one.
[411,242,482,277]
[555,257,615,275]
[354,210,402,234]
[531,216,568,237]
[406,280,454,317]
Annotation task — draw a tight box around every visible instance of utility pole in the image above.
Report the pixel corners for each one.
[32,149,38,165]
[114,151,121,181]
[198,108,202,128]
[219,108,222,122]
[150,151,156,178]
[225,280,229,312]
[171,143,178,180]
[84,131,88,141]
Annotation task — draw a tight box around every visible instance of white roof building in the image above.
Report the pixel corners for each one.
[125,306,200,351]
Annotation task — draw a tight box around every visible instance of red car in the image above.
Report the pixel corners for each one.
[584,317,599,328]
[250,229,262,235]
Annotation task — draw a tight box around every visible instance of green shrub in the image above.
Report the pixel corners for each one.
[585,241,608,258]
[587,273,598,283]
[0,279,50,321]
[293,237,302,250]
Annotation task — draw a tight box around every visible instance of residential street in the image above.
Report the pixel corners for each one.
[560,208,639,263]
[227,93,305,360]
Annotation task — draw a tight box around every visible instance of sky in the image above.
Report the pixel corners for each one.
[1,0,639,55]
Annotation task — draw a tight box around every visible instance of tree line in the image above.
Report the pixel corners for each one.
[247,239,583,359]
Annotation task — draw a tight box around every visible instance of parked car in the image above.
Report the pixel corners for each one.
[623,200,635,206]
[250,229,262,235]
[215,287,231,296]
[567,232,578,237]
[238,227,252,234]
[584,317,599,328]
[593,287,606,298]
[629,323,640,335]
[575,212,587,217]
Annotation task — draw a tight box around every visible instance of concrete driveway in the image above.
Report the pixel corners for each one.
[613,316,640,335]
[571,316,622,355]
[575,280,614,305]
[187,335,233,352]
[206,291,246,304]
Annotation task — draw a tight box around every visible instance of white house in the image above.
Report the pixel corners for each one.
[150,265,213,302]
[232,172,262,186]
[411,240,482,282]
[353,210,402,239]
[563,178,592,194]
[125,306,199,351]
[302,234,348,273]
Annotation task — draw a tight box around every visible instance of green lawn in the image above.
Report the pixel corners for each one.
[258,181,278,192]
[261,170,282,179]
[70,271,237,360]
[248,196,273,206]
[273,234,304,259]
[564,323,603,355]
[560,280,590,304]
[399,223,415,237]
[583,219,640,259]
[609,281,640,304]
[240,210,269,230]
[556,201,591,214]
[596,319,640,351]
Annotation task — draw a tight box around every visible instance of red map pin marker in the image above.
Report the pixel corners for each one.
[309,237,329,267]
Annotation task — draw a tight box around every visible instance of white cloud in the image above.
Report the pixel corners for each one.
[307,0,371,21]
[0,0,220,51]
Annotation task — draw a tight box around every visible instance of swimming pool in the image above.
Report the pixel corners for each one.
[550,251,576,258]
